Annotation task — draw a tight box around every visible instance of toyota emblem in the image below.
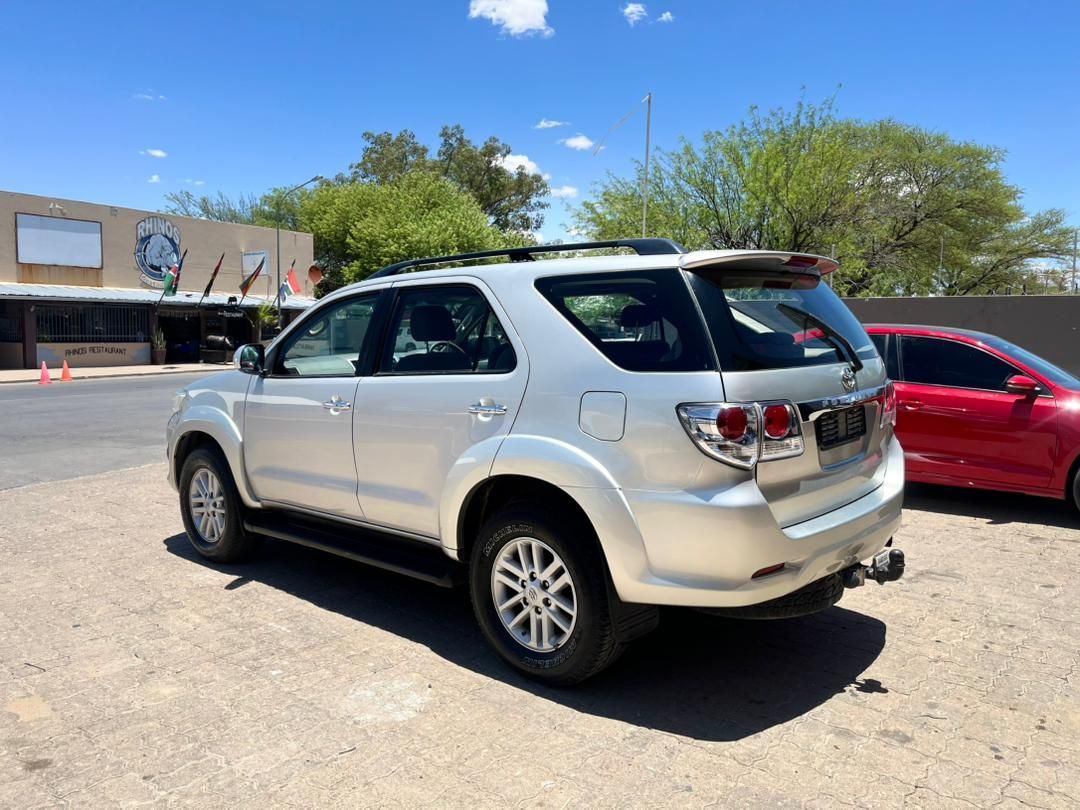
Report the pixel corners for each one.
[841,367,857,391]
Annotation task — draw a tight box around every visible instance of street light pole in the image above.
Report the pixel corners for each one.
[276,175,324,317]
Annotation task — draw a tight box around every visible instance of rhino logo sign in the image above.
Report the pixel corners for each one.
[135,216,182,288]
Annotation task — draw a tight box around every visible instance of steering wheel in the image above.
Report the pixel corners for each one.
[429,341,468,357]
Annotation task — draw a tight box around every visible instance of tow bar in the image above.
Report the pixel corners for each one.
[842,545,905,588]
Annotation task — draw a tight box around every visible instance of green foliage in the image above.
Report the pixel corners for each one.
[162,190,263,223]
[353,125,549,232]
[299,172,513,284]
[575,99,1072,296]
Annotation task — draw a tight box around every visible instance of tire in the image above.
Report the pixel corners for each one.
[469,506,624,686]
[178,446,260,563]
[1071,469,1080,513]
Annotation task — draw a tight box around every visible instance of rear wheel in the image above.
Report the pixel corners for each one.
[469,506,624,685]
[179,447,260,563]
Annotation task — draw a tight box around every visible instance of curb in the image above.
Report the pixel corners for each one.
[0,367,220,385]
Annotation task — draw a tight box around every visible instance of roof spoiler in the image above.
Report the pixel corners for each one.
[680,251,838,276]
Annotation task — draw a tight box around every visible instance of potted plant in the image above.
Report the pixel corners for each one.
[250,302,281,343]
[151,328,167,365]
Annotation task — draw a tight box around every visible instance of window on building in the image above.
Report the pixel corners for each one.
[36,305,150,343]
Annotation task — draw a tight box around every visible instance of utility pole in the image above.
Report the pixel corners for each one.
[1072,228,1077,293]
[275,175,323,317]
[641,92,652,238]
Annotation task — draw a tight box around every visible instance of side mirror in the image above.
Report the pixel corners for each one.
[235,343,265,375]
[1005,374,1040,397]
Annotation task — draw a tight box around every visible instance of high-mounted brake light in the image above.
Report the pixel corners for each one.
[782,255,818,269]
[677,401,804,470]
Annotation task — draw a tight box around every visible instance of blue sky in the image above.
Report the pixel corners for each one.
[1,0,1077,242]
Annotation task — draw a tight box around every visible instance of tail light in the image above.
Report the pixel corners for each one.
[677,401,803,470]
[881,380,897,429]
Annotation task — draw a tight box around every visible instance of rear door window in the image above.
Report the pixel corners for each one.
[687,271,876,371]
[870,333,900,379]
[535,270,715,372]
[900,336,1017,391]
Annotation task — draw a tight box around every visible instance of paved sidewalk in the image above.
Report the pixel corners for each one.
[0,362,219,384]
[1,467,1078,807]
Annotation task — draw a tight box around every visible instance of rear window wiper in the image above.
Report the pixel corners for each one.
[776,302,864,372]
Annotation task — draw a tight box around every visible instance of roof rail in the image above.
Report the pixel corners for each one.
[368,238,686,279]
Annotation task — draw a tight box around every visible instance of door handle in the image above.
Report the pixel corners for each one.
[900,400,923,411]
[323,396,352,413]
[468,403,507,416]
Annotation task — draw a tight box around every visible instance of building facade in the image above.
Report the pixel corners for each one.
[0,190,315,369]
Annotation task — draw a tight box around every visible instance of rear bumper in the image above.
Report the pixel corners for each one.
[577,437,904,608]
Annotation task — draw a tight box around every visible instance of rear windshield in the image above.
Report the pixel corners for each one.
[687,270,877,371]
[535,270,715,372]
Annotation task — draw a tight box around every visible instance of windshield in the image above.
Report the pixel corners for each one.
[687,270,877,371]
[982,335,1080,389]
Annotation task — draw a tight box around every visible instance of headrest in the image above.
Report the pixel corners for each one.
[410,305,456,342]
[620,303,659,328]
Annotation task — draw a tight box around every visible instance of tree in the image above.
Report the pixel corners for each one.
[349,130,429,184]
[352,125,549,232]
[299,172,514,284]
[575,100,1072,296]
[163,190,263,223]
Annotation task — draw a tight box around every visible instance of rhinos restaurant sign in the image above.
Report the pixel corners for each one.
[135,216,182,288]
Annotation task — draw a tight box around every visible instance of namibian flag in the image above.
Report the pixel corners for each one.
[162,249,188,297]
[278,260,302,301]
[239,257,265,296]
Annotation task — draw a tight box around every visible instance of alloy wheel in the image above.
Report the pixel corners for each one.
[188,467,226,544]
[491,537,578,652]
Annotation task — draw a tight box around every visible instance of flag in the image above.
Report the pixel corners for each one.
[239,258,265,296]
[161,249,188,297]
[308,264,324,286]
[201,252,225,300]
[162,264,178,297]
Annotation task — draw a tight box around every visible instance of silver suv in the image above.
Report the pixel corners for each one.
[167,239,905,684]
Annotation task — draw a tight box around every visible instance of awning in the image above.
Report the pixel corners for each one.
[0,282,315,310]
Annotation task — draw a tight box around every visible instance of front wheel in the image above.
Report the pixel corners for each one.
[179,446,260,563]
[469,506,624,685]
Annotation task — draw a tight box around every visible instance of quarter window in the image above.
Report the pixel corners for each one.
[381,286,516,374]
[278,295,378,377]
[535,271,714,372]
[900,336,1017,391]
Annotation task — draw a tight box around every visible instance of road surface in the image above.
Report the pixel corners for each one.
[0,372,213,490]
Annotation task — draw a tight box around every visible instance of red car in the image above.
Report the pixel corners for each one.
[865,324,1080,509]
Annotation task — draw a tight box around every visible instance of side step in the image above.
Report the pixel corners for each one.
[243,509,461,588]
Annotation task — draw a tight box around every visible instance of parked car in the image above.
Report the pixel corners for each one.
[866,324,1080,508]
[167,239,906,685]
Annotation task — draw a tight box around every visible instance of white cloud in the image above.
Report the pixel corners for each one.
[534,118,568,129]
[550,185,578,199]
[658,10,674,22]
[497,153,545,177]
[469,0,553,37]
[193,179,205,186]
[560,133,594,151]
[140,148,168,158]
[567,225,587,238]
[622,3,647,25]
[133,90,166,101]
[147,174,160,184]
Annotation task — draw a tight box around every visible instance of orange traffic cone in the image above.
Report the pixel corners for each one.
[38,362,52,385]
[60,360,73,382]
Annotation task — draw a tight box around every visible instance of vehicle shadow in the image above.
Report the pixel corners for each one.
[905,482,1079,528]
[164,534,887,742]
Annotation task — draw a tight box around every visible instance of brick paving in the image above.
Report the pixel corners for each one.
[1,465,1078,807]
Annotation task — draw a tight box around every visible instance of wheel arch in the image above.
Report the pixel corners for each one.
[171,407,257,507]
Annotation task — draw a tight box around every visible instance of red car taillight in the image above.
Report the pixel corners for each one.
[677,401,804,470]
[881,380,897,429]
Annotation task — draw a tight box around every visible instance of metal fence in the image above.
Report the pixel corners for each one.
[36,304,150,343]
